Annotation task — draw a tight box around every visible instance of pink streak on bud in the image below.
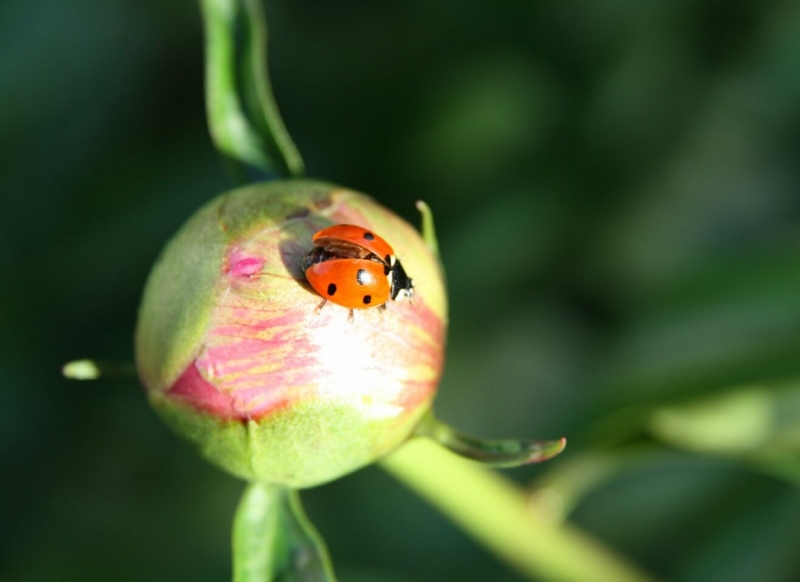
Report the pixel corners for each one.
[167,363,240,419]
[227,247,265,278]
[168,357,297,421]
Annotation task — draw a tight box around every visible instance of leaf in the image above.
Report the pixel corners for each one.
[201,0,303,178]
[233,482,337,582]
[647,381,800,487]
[648,380,800,456]
[414,412,566,467]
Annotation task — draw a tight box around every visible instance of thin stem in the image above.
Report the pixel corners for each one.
[415,200,440,259]
[528,445,668,520]
[284,490,338,582]
[381,439,660,582]
[61,359,136,380]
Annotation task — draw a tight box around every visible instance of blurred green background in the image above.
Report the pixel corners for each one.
[4,0,800,580]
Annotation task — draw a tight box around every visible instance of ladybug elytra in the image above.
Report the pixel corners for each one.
[302,224,414,312]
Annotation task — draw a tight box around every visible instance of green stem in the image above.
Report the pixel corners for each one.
[232,482,337,582]
[381,439,660,582]
[201,0,303,178]
[233,483,281,582]
[528,446,667,520]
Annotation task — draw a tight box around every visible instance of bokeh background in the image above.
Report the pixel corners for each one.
[4,0,800,580]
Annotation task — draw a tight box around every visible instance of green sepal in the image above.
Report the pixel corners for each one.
[62,359,136,380]
[148,390,431,488]
[415,200,440,260]
[415,411,566,467]
[233,482,336,582]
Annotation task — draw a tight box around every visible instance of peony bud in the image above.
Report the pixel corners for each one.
[136,180,447,488]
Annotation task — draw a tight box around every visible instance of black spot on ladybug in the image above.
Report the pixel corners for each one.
[363,232,375,241]
[363,295,372,305]
[327,283,337,296]
[356,269,370,285]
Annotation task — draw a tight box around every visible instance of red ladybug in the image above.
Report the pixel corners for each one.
[302,224,414,313]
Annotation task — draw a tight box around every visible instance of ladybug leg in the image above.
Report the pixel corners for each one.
[378,303,387,312]
[347,309,355,323]
[314,298,327,314]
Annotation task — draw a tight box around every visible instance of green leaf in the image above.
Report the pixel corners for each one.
[648,380,800,456]
[233,483,337,582]
[201,0,304,178]
[646,381,800,487]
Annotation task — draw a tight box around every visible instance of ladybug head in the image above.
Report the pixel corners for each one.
[389,258,414,301]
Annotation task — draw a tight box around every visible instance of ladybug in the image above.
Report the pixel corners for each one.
[302,224,414,314]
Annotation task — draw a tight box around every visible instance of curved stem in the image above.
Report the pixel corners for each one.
[381,439,660,582]
[415,412,566,467]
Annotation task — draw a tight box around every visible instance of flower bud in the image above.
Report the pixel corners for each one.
[136,180,447,488]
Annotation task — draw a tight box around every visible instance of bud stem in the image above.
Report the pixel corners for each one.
[233,483,337,582]
[381,439,659,582]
